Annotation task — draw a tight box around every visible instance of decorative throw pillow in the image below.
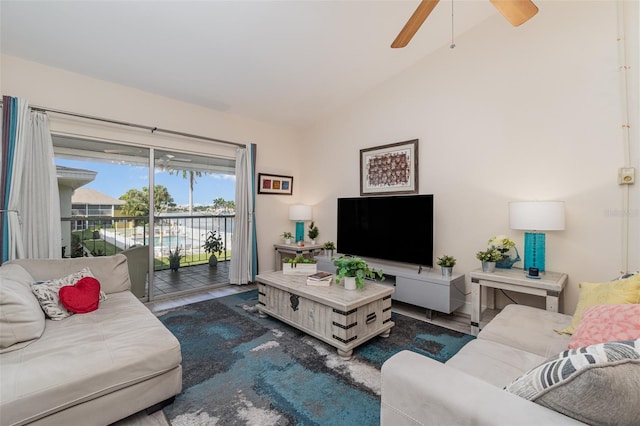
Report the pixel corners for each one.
[59,277,101,313]
[31,268,106,320]
[568,304,640,349]
[0,264,45,353]
[556,273,640,334]
[506,339,640,425]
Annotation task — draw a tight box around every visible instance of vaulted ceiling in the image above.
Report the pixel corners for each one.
[1,1,506,129]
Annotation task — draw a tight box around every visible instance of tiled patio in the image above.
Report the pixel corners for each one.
[152,261,230,298]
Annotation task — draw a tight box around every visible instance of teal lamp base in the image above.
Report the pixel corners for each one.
[524,232,546,272]
[295,221,304,242]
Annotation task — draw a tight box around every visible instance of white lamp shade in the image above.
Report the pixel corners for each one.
[509,201,565,231]
[289,204,312,221]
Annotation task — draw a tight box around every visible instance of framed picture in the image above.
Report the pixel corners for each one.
[258,173,294,195]
[360,139,419,195]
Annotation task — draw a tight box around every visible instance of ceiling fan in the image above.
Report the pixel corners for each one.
[391,0,538,48]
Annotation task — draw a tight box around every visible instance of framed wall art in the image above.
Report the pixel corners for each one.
[360,139,419,195]
[258,173,293,195]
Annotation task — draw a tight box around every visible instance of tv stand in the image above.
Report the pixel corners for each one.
[316,256,465,315]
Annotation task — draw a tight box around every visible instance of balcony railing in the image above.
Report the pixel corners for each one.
[61,213,234,270]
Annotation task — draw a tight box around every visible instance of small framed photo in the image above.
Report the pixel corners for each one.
[258,173,294,195]
[360,139,419,195]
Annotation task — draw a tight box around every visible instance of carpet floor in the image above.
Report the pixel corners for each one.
[158,289,474,425]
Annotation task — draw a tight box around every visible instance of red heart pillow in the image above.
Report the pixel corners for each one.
[59,277,101,314]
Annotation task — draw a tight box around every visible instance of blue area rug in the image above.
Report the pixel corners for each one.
[158,289,474,425]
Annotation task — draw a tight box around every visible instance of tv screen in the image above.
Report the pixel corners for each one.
[337,194,434,266]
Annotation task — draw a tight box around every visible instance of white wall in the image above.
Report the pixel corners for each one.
[301,1,640,314]
[0,54,305,272]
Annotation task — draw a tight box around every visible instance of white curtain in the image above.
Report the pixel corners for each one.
[229,145,256,284]
[2,97,61,261]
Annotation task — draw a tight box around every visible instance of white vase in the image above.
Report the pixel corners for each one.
[344,276,357,290]
[482,261,496,273]
[284,239,292,245]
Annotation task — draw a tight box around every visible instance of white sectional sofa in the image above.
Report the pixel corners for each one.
[0,255,182,426]
[381,303,640,425]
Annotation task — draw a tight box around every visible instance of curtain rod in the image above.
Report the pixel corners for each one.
[1,100,246,148]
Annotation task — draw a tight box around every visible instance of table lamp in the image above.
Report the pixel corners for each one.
[289,204,312,243]
[509,201,565,275]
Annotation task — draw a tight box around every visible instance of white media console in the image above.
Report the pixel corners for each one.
[316,256,466,316]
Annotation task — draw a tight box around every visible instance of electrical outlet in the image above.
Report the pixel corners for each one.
[618,167,635,185]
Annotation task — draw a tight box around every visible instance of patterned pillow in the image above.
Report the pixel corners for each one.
[506,339,640,425]
[31,268,107,320]
[569,304,640,349]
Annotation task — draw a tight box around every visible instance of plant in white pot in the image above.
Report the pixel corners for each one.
[307,222,319,244]
[436,255,456,277]
[281,231,294,244]
[333,256,384,290]
[476,248,502,273]
[202,230,225,267]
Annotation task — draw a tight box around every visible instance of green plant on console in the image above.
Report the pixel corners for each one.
[323,241,336,250]
[333,255,384,289]
[281,231,294,240]
[436,255,456,267]
[283,255,318,265]
[476,248,502,263]
[307,222,319,241]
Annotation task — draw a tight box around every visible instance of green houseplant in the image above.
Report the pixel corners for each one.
[307,221,319,243]
[476,248,502,273]
[436,255,456,277]
[333,255,384,290]
[202,231,225,267]
[282,255,317,275]
[488,235,520,269]
[168,246,182,272]
[281,231,294,244]
[323,241,336,258]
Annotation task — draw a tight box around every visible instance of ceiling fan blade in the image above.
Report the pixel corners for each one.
[391,0,440,48]
[490,0,538,27]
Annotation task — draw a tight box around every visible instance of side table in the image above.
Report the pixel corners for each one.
[273,243,323,271]
[469,268,568,336]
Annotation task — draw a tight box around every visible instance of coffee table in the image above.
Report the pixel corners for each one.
[256,271,395,360]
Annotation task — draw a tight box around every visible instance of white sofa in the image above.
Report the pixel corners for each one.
[0,255,182,426]
[381,303,639,425]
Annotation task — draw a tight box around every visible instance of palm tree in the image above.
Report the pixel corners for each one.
[169,170,203,215]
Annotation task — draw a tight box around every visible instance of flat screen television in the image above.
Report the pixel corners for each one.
[337,194,434,267]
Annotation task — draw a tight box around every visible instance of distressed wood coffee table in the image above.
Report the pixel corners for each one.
[256,271,395,360]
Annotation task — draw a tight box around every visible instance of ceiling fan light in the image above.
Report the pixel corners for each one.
[490,0,538,27]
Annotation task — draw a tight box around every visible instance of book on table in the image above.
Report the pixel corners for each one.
[306,271,333,286]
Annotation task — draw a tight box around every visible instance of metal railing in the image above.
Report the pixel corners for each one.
[61,213,234,269]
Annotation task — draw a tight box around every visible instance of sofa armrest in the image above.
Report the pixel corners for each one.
[381,350,584,426]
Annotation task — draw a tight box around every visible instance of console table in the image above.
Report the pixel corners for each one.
[469,268,568,336]
[256,271,394,360]
[273,243,323,271]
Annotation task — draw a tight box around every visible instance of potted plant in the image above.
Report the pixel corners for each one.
[333,255,384,290]
[323,241,336,258]
[168,245,182,272]
[488,235,520,269]
[476,248,502,273]
[307,222,319,244]
[436,255,456,277]
[281,231,294,244]
[202,230,225,267]
[282,255,318,275]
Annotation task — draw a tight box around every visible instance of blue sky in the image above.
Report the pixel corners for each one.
[57,159,235,206]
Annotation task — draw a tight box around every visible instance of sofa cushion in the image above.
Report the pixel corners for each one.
[31,268,105,320]
[478,304,572,358]
[59,277,101,314]
[557,273,640,335]
[0,290,182,425]
[568,304,640,349]
[505,339,640,425]
[446,338,546,388]
[0,265,45,353]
